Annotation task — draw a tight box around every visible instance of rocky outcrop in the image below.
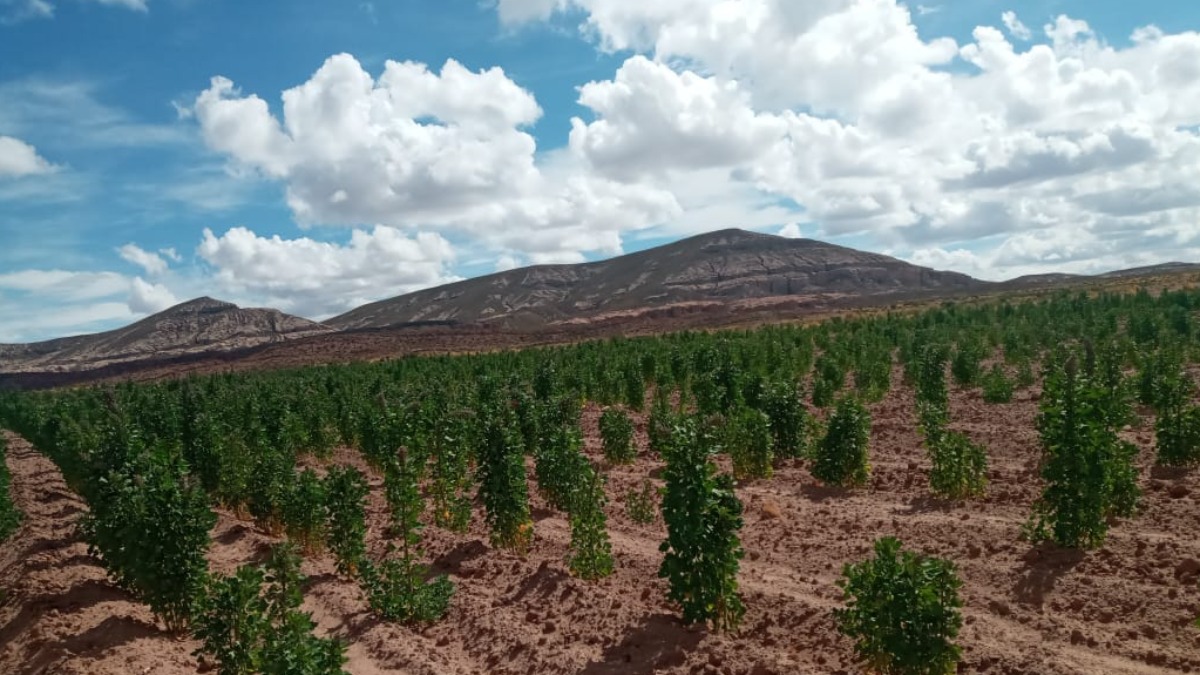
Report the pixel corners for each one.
[0,297,332,373]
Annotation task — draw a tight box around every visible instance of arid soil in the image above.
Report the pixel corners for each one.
[3,372,1200,674]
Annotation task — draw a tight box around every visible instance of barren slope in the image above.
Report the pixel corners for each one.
[0,297,332,373]
[328,229,986,331]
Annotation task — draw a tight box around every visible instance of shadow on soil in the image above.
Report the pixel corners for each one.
[797,483,853,503]
[578,613,704,675]
[19,615,163,675]
[1013,543,1085,607]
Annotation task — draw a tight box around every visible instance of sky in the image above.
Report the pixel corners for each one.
[1,1,1199,342]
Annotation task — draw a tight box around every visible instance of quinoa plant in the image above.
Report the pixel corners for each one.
[599,407,636,464]
[658,418,745,631]
[725,408,773,480]
[477,403,533,554]
[566,462,615,580]
[835,537,963,675]
[812,396,871,488]
[323,466,369,577]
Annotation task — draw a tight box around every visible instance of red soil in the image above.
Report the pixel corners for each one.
[3,372,1200,674]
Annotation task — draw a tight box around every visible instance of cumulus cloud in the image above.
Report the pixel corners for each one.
[0,136,55,177]
[778,223,803,238]
[1001,11,1031,41]
[196,225,460,317]
[118,243,169,276]
[128,277,178,313]
[491,1,1200,278]
[0,267,185,342]
[194,53,680,263]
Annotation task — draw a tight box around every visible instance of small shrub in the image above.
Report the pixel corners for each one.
[599,407,636,464]
[812,396,871,488]
[194,543,348,675]
[1027,355,1140,549]
[0,435,21,541]
[725,408,773,480]
[477,403,533,554]
[282,468,327,554]
[980,363,1014,404]
[323,466,369,577]
[82,450,215,633]
[359,556,454,624]
[928,431,988,500]
[566,463,615,580]
[659,418,745,632]
[626,478,658,524]
[835,537,963,675]
[757,380,810,459]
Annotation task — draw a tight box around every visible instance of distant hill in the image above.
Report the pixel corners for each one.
[3,229,1197,380]
[328,228,986,331]
[0,297,332,373]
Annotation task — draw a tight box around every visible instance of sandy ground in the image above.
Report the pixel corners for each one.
[3,370,1200,674]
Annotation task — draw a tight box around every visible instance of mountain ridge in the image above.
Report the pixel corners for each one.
[0,297,332,373]
[328,228,983,331]
[3,228,1197,377]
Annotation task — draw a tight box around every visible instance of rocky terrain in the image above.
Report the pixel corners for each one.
[0,297,332,374]
[328,229,985,331]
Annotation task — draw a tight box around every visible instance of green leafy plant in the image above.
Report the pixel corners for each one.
[566,462,615,580]
[757,380,810,459]
[927,431,988,500]
[812,396,871,488]
[599,407,636,465]
[625,478,658,524]
[1026,354,1140,549]
[725,408,773,480]
[282,468,327,554]
[1154,373,1200,467]
[980,363,1014,404]
[658,418,745,632]
[364,447,455,623]
[834,537,963,675]
[429,412,473,533]
[477,402,533,554]
[323,466,369,577]
[194,543,348,675]
[534,421,589,512]
[0,435,21,542]
[82,449,215,633]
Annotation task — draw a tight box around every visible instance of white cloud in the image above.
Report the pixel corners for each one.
[1001,11,1031,41]
[1,0,147,24]
[570,56,786,178]
[493,1,1200,277]
[0,135,54,177]
[118,243,169,276]
[93,0,148,11]
[0,267,187,342]
[0,0,52,23]
[778,223,802,238]
[194,53,680,263]
[0,269,129,301]
[196,225,460,317]
[128,277,177,313]
[0,79,189,149]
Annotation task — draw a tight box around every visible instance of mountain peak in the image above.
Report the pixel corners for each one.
[166,296,238,314]
[329,230,984,331]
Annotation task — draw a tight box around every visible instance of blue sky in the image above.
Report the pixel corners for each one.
[1,0,1199,341]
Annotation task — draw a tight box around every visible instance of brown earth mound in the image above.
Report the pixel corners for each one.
[3,370,1200,674]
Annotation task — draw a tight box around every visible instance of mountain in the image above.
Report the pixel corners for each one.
[1099,262,1200,279]
[0,297,333,373]
[329,228,986,331]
